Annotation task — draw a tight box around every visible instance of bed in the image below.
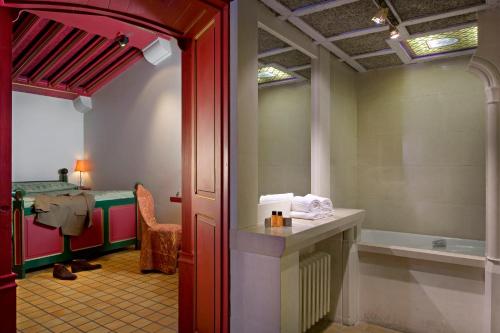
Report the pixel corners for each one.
[11,180,138,278]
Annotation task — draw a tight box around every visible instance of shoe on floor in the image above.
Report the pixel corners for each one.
[71,259,102,273]
[53,264,77,280]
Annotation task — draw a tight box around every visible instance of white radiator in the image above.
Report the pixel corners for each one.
[300,252,331,332]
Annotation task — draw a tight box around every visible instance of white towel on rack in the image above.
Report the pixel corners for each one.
[305,194,334,212]
[292,196,322,213]
[259,193,294,204]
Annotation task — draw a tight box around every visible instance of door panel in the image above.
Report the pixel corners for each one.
[196,24,216,195]
[196,216,216,333]
[192,17,221,333]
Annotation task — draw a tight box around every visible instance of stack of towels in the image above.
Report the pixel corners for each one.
[291,194,334,220]
[259,193,294,204]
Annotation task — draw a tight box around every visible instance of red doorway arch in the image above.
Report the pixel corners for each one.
[0,1,230,332]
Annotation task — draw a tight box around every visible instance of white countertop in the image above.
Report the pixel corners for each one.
[231,208,365,257]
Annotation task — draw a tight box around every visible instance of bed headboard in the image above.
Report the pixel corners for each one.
[12,168,76,200]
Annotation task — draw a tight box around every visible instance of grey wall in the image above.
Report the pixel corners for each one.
[357,56,485,240]
[258,82,311,196]
[331,60,358,208]
[12,92,84,184]
[85,44,182,224]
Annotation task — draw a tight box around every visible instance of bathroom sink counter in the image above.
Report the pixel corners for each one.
[231,208,365,257]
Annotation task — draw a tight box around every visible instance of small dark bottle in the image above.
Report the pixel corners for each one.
[271,211,279,227]
[277,211,284,227]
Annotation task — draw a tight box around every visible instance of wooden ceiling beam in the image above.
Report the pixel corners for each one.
[30,30,88,83]
[85,48,142,95]
[12,22,64,80]
[13,13,39,46]
[49,36,107,86]
[68,44,123,89]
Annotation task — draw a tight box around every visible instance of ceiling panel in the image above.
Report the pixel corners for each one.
[258,65,295,84]
[301,0,378,37]
[11,12,146,99]
[334,30,391,56]
[406,13,477,34]
[296,68,311,79]
[260,49,310,68]
[390,0,485,21]
[277,0,327,10]
[259,29,290,53]
[357,53,403,69]
[405,26,477,57]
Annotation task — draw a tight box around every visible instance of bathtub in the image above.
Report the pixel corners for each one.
[357,229,486,333]
[359,229,485,267]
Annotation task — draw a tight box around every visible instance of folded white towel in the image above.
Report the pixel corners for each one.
[290,211,334,220]
[259,193,294,204]
[305,194,334,212]
[292,196,322,213]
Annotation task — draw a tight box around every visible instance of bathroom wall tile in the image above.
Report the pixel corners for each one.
[358,133,379,166]
[378,134,403,166]
[406,166,446,203]
[357,56,485,240]
[258,83,311,196]
[442,166,485,206]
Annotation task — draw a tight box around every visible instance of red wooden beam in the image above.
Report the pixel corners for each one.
[11,21,63,79]
[84,48,142,95]
[12,82,79,99]
[12,11,38,46]
[67,43,122,89]
[30,29,87,83]
[49,36,107,86]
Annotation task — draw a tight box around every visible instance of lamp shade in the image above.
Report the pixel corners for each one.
[75,160,90,172]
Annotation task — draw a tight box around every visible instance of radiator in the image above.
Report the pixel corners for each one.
[300,252,331,332]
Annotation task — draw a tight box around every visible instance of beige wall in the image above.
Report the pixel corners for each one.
[258,83,311,196]
[357,56,485,240]
[85,44,182,225]
[331,60,358,208]
[359,252,485,333]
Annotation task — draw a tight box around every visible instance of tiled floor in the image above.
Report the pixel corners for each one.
[308,318,401,333]
[322,323,401,333]
[16,248,178,333]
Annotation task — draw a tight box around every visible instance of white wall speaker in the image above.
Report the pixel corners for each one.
[142,38,172,66]
[73,96,93,114]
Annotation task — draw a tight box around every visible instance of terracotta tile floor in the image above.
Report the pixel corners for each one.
[16,248,178,333]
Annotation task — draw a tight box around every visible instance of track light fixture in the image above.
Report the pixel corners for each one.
[117,35,129,48]
[371,7,389,25]
[389,25,400,39]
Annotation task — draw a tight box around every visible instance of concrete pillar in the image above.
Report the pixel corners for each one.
[469,56,500,333]
[311,46,331,197]
[229,0,258,230]
[0,7,16,333]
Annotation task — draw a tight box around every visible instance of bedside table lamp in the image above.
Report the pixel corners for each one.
[74,160,89,188]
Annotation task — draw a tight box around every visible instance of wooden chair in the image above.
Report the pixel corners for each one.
[135,184,182,274]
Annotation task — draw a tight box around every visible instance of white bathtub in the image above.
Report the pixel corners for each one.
[358,229,486,333]
[359,229,485,267]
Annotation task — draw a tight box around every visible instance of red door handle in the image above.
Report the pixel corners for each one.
[0,205,10,213]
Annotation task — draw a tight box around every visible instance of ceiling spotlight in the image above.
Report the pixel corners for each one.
[372,7,389,25]
[117,35,129,48]
[389,25,400,39]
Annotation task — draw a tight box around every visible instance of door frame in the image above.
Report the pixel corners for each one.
[0,1,230,332]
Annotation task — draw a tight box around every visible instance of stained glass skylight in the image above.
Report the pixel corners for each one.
[405,26,478,58]
[258,65,293,84]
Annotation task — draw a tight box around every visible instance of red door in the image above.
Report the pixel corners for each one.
[0,7,16,333]
[179,10,228,333]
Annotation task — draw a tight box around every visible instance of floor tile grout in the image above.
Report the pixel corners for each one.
[16,248,178,333]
